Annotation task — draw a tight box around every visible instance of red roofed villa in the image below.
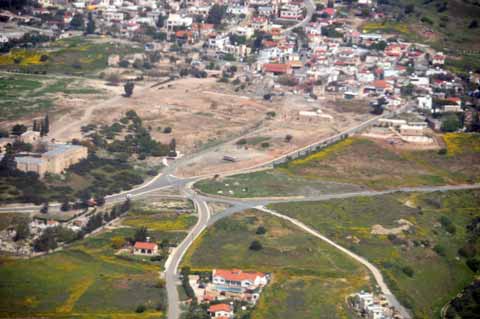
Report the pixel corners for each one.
[213,269,268,290]
[133,241,158,256]
[208,303,233,318]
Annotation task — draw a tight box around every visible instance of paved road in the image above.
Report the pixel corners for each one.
[256,206,412,319]
[2,101,473,319]
[283,0,316,34]
[0,109,392,214]
[200,183,480,221]
[164,189,211,319]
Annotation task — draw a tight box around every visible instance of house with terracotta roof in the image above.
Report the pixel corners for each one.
[133,241,158,255]
[263,63,291,75]
[370,79,392,94]
[433,52,445,65]
[212,269,268,290]
[207,303,233,318]
[320,7,335,17]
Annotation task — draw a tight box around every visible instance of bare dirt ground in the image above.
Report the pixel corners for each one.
[15,73,374,178]
[371,219,413,235]
[174,92,373,177]
[363,132,442,151]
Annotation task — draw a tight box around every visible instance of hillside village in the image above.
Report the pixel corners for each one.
[1,0,478,135]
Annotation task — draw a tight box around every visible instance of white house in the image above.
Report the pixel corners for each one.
[367,304,385,319]
[233,26,254,39]
[133,241,158,255]
[280,3,303,20]
[356,70,375,83]
[209,34,230,51]
[433,52,445,65]
[410,75,430,87]
[207,303,233,318]
[212,269,268,290]
[227,5,249,15]
[417,95,432,111]
[104,10,124,22]
[166,14,193,30]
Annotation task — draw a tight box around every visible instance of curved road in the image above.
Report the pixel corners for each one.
[2,100,478,319]
[257,206,411,318]
[283,0,316,34]
[164,189,211,319]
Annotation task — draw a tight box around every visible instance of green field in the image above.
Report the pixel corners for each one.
[123,200,197,232]
[196,134,480,197]
[0,36,141,76]
[0,73,101,119]
[269,190,480,318]
[182,210,372,319]
[195,169,364,198]
[0,228,167,318]
[368,0,480,73]
[0,199,197,318]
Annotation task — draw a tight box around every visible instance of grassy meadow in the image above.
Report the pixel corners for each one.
[0,227,167,318]
[0,198,197,317]
[182,210,372,319]
[0,36,141,76]
[196,134,480,197]
[0,73,101,120]
[123,200,197,232]
[269,189,480,318]
[363,0,480,72]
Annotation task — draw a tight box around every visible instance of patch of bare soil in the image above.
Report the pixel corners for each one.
[174,94,373,177]
[371,219,413,235]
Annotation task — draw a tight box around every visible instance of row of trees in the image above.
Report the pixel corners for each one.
[69,12,95,34]
[32,114,50,136]
[0,31,51,53]
[33,199,131,252]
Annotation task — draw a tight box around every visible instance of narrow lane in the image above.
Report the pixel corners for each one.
[164,192,211,319]
[256,206,412,319]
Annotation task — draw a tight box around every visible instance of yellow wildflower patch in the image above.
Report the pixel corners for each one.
[443,133,480,156]
[288,138,355,166]
[56,277,94,313]
[0,49,46,66]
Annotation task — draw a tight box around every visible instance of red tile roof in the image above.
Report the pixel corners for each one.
[213,269,265,282]
[263,63,290,74]
[322,8,335,16]
[134,242,157,250]
[175,30,193,38]
[372,80,389,89]
[447,97,461,104]
[208,303,232,313]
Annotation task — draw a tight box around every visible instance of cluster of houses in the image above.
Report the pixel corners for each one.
[2,0,477,130]
[351,291,403,319]
[189,268,270,318]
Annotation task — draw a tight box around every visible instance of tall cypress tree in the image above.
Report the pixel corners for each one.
[44,114,49,135]
[0,143,17,175]
[86,12,95,34]
[39,122,45,137]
